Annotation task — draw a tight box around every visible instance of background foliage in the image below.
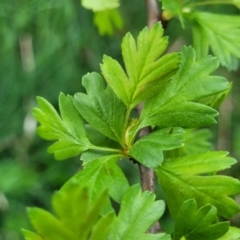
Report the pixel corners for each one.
[1,0,240,239]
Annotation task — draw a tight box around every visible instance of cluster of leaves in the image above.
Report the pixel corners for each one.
[26,22,240,239]
[161,0,240,70]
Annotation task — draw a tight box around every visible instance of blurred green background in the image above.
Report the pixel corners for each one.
[1,1,240,239]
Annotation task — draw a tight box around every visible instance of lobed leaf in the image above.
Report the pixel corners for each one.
[74,72,126,147]
[129,127,184,168]
[62,155,128,213]
[33,93,91,160]
[173,199,229,240]
[101,22,180,108]
[156,166,240,219]
[24,183,113,240]
[107,184,167,240]
[137,46,229,131]
[190,11,240,70]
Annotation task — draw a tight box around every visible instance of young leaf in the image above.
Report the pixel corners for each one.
[156,153,240,219]
[27,207,76,240]
[74,72,126,147]
[62,155,129,213]
[137,46,229,131]
[101,22,180,108]
[218,227,240,240]
[94,8,123,36]
[24,183,114,240]
[81,0,119,12]
[129,127,184,168]
[107,184,168,240]
[173,199,229,240]
[190,11,240,70]
[33,93,91,160]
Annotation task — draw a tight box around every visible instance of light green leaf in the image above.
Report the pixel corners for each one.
[107,184,167,240]
[129,127,184,168]
[33,93,91,160]
[218,227,240,240]
[81,0,119,12]
[24,183,113,240]
[162,151,236,175]
[173,199,229,240]
[93,8,123,36]
[89,212,116,240]
[137,46,229,130]
[62,155,128,212]
[156,166,240,219]
[74,72,126,147]
[22,229,43,240]
[101,22,180,108]
[190,11,240,70]
[27,207,76,240]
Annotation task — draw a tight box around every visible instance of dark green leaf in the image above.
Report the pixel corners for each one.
[33,93,91,160]
[129,127,184,168]
[74,72,126,147]
[101,22,180,108]
[137,46,229,130]
[173,199,229,240]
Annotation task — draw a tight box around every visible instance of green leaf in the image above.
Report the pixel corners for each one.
[22,229,43,240]
[93,8,123,36]
[89,212,116,240]
[156,160,240,219]
[165,128,213,159]
[101,22,180,108]
[218,227,240,240]
[27,207,76,240]
[74,72,126,147]
[173,199,229,240]
[25,183,113,240]
[62,155,129,213]
[137,46,229,130]
[81,0,119,12]
[162,151,236,175]
[107,184,168,240]
[33,93,91,160]
[190,11,240,70]
[129,127,184,168]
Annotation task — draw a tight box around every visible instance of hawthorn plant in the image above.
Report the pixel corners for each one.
[22,1,240,240]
